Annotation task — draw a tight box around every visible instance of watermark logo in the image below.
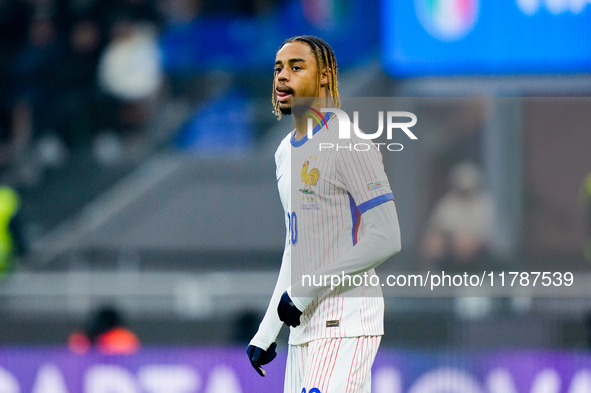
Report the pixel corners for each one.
[306,108,418,152]
[304,106,330,133]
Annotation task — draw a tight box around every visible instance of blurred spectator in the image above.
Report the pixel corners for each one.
[68,305,140,354]
[421,162,495,272]
[0,184,26,275]
[0,0,30,60]
[49,18,102,151]
[11,14,65,162]
[96,15,163,163]
[0,0,30,165]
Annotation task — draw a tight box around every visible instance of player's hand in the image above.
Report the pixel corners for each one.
[246,342,277,377]
[277,291,303,327]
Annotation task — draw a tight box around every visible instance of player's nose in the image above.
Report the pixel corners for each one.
[277,68,289,81]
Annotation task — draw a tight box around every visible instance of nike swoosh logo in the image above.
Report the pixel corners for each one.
[277,174,283,183]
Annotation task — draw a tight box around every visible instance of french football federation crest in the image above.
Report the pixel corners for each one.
[299,157,320,210]
[300,159,319,195]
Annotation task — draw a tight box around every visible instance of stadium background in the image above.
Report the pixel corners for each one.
[1,0,591,391]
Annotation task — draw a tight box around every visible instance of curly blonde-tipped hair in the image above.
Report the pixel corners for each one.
[272,35,340,120]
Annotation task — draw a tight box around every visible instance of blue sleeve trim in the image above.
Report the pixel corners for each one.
[357,193,394,214]
[348,193,360,246]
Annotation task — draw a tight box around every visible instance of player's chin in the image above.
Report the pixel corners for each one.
[279,103,292,115]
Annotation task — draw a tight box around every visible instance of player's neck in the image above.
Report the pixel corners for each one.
[293,114,317,141]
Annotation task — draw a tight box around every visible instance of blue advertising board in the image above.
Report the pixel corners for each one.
[381,0,591,77]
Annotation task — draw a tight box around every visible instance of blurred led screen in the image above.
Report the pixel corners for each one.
[381,0,591,77]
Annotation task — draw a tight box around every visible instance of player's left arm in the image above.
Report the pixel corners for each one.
[279,137,401,319]
[286,200,401,312]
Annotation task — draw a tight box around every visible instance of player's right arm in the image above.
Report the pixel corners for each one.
[249,235,290,350]
[246,222,290,376]
[247,138,291,376]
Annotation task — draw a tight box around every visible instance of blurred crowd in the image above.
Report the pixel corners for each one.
[1,0,159,170]
[0,0,277,174]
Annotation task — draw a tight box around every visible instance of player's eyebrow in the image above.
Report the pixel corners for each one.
[275,58,307,66]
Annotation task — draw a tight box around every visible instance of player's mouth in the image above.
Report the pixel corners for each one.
[276,87,293,102]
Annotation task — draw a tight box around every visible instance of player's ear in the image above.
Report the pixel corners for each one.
[319,67,330,87]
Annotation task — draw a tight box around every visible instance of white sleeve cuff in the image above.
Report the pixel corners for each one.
[248,338,272,351]
[287,286,308,311]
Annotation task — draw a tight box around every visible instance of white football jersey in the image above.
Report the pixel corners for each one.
[275,113,394,345]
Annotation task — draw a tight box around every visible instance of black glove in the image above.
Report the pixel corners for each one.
[277,291,303,327]
[246,342,277,377]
